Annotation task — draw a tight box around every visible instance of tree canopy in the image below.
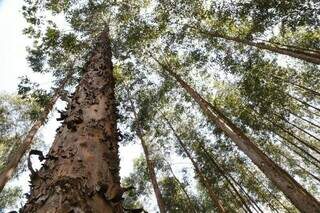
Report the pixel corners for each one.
[0,0,319,212]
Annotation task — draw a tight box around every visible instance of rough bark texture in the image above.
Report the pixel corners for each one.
[22,28,122,213]
[196,28,320,65]
[162,67,320,213]
[163,116,226,213]
[0,72,72,192]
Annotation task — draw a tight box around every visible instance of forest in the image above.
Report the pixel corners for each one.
[0,0,319,212]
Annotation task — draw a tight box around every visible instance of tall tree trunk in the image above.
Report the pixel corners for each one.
[138,134,167,213]
[0,71,73,192]
[164,160,198,213]
[22,28,123,213]
[198,144,253,213]
[270,74,320,97]
[156,61,320,213]
[194,27,320,64]
[127,93,166,213]
[162,115,226,213]
[287,109,320,129]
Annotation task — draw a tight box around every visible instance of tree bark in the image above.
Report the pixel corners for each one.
[127,93,167,213]
[22,28,122,213]
[162,115,226,213]
[156,61,320,213]
[195,28,320,64]
[0,70,73,193]
[138,135,167,213]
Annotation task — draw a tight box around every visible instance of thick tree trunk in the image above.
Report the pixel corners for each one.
[22,28,122,213]
[0,72,72,192]
[195,28,320,64]
[127,92,166,213]
[162,116,226,213]
[157,62,320,213]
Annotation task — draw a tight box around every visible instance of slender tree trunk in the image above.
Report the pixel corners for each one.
[274,112,320,143]
[287,109,320,129]
[248,105,320,157]
[281,153,320,184]
[0,71,73,192]
[164,160,198,213]
[127,93,166,213]
[162,115,226,213]
[274,136,320,169]
[138,134,167,213]
[248,105,320,154]
[198,144,254,213]
[194,28,320,64]
[240,164,292,213]
[265,40,320,55]
[156,61,320,213]
[270,75,320,97]
[22,28,123,213]
[286,92,320,113]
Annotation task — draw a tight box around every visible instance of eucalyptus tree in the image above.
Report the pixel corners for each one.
[0,72,73,192]
[18,0,150,212]
[10,0,320,211]
[147,53,320,212]
[127,92,167,213]
[0,93,44,209]
[177,0,320,64]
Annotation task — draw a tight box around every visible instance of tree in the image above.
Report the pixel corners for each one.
[1,0,319,211]
[22,28,124,212]
[150,55,320,212]
[0,72,72,192]
[127,93,167,213]
[0,93,43,209]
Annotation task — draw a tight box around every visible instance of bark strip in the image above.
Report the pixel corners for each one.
[22,27,122,213]
[0,70,73,192]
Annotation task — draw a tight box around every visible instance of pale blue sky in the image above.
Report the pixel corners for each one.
[0,1,192,212]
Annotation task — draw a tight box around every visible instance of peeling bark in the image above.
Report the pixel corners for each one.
[0,71,72,192]
[156,61,320,213]
[21,28,123,213]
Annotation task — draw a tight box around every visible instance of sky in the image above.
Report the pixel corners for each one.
[0,0,144,209]
[0,1,196,212]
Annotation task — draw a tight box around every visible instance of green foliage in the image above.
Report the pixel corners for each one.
[0,187,22,211]
[18,0,320,211]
